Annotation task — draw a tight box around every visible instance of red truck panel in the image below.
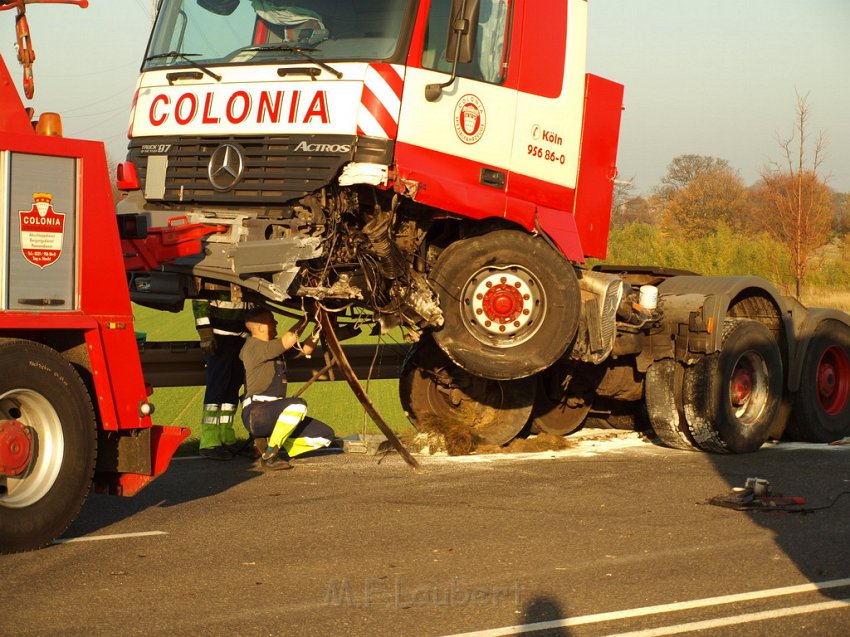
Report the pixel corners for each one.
[572,74,624,259]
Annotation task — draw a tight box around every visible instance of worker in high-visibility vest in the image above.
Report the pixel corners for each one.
[240,307,334,470]
[193,296,250,460]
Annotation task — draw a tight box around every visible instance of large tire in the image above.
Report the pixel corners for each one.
[644,359,699,450]
[683,319,783,453]
[399,335,535,448]
[786,320,850,442]
[530,362,603,436]
[428,230,580,380]
[0,340,97,553]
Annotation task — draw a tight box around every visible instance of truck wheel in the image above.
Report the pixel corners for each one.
[683,319,782,453]
[399,335,535,447]
[0,340,97,553]
[530,387,589,436]
[786,320,850,442]
[644,359,699,450]
[530,362,602,435]
[428,230,580,380]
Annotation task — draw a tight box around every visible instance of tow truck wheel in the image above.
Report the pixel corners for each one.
[683,319,782,453]
[644,359,699,450]
[786,320,850,442]
[399,335,535,448]
[428,230,580,381]
[0,340,97,554]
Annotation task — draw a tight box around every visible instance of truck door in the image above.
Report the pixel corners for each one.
[395,0,516,220]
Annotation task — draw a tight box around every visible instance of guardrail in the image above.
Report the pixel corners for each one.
[137,340,411,387]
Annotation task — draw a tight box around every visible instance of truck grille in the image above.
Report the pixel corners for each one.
[127,134,357,205]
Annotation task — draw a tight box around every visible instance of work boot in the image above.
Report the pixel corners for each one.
[252,437,268,459]
[260,445,292,471]
[199,445,233,461]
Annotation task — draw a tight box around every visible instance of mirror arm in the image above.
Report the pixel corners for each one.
[425,11,469,102]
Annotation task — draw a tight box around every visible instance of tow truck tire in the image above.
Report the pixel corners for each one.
[683,319,782,453]
[0,340,97,554]
[429,230,580,380]
[786,320,850,442]
[645,359,699,450]
[399,335,535,448]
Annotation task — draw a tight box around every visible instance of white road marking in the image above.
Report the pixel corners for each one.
[603,599,850,637]
[440,577,850,637]
[54,531,168,544]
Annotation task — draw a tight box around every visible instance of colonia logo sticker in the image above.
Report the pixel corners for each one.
[19,193,65,269]
[454,94,486,144]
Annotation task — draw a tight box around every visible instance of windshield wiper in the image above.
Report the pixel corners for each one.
[235,45,343,79]
[144,51,222,82]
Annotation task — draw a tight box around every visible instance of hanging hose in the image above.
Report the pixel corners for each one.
[362,207,406,280]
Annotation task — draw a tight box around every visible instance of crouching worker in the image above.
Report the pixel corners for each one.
[240,307,335,471]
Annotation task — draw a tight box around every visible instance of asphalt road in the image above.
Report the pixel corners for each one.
[3,433,850,637]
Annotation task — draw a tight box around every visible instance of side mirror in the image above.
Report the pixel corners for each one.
[445,0,480,64]
[197,0,240,16]
[425,0,481,102]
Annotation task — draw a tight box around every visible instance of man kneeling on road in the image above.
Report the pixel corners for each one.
[240,307,335,471]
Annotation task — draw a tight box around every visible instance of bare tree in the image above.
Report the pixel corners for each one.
[757,94,832,298]
[611,178,636,216]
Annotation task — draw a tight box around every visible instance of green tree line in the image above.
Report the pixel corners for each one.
[606,97,849,297]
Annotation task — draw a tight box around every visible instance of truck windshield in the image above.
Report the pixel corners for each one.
[144,0,413,70]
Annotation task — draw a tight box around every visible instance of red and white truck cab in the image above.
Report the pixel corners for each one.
[119,0,624,381]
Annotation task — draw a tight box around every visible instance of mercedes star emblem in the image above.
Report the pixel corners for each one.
[208,143,245,191]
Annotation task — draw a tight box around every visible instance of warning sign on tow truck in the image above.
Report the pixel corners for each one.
[19,193,65,269]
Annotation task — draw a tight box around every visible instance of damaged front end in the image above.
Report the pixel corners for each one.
[119,186,443,335]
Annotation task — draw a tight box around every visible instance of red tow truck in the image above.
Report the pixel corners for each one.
[0,0,188,554]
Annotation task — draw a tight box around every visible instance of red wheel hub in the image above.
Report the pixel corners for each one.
[467,269,537,338]
[730,368,753,406]
[818,346,850,416]
[0,419,33,477]
[482,281,524,324]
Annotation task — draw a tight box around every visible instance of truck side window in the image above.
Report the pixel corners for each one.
[423,0,510,84]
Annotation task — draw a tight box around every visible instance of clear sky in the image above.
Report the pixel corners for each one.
[587,0,850,194]
[1,1,848,195]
